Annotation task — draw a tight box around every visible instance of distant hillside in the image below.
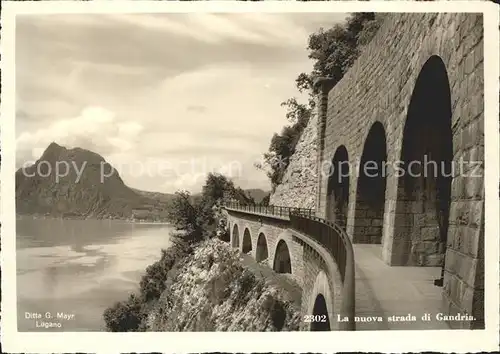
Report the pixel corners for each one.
[15,142,170,221]
[192,187,267,205]
[131,188,176,204]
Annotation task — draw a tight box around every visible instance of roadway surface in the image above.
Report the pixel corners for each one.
[353,244,450,330]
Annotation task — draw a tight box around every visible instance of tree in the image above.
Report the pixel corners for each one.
[297,12,382,95]
[261,194,270,206]
[167,173,256,241]
[167,190,199,233]
[201,173,232,205]
[103,293,145,332]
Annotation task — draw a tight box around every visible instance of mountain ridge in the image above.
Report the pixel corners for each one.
[15,142,171,221]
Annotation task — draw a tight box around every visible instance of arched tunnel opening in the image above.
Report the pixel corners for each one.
[326,145,350,230]
[394,55,452,268]
[353,122,387,244]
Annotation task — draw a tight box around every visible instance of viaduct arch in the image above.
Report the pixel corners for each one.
[231,224,239,249]
[255,232,269,262]
[226,214,347,331]
[242,228,253,254]
[273,239,292,274]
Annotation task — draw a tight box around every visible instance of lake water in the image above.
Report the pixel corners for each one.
[16,217,173,331]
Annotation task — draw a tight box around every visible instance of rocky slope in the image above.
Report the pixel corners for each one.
[15,142,170,220]
[269,113,318,209]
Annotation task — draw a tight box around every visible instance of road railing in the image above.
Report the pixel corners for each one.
[224,201,315,219]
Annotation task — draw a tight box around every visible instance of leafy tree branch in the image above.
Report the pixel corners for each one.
[257,13,385,191]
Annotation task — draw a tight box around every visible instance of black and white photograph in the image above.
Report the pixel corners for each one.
[1,1,498,353]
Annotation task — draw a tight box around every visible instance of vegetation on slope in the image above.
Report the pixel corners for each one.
[146,239,300,331]
[256,13,385,190]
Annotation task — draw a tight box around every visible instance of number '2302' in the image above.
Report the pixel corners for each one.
[303,314,327,323]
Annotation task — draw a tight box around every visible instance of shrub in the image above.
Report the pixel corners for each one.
[139,240,192,302]
[103,293,145,332]
[139,258,169,302]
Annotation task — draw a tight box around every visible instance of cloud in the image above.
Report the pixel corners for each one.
[114,13,261,45]
[15,12,347,193]
[111,13,333,47]
[118,121,144,137]
[16,13,335,128]
[186,105,208,114]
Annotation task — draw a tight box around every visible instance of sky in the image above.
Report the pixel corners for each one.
[16,12,347,194]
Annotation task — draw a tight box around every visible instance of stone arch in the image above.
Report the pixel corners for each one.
[231,223,240,249]
[307,270,335,331]
[325,145,350,230]
[353,122,387,244]
[242,228,252,254]
[392,55,452,267]
[272,239,292,274]
[255,232,269,262]
[311,294,331,331]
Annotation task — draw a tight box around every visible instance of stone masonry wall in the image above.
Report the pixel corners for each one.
[269,113,318,209]
[227,213,305,287]
[227,211,346,330]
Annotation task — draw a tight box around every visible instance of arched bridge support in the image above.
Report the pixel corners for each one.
[225,209,355,331]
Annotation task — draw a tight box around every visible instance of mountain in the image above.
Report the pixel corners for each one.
[15,142,171,221]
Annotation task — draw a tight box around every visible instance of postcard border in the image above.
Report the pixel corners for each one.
[1,1,499,353]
